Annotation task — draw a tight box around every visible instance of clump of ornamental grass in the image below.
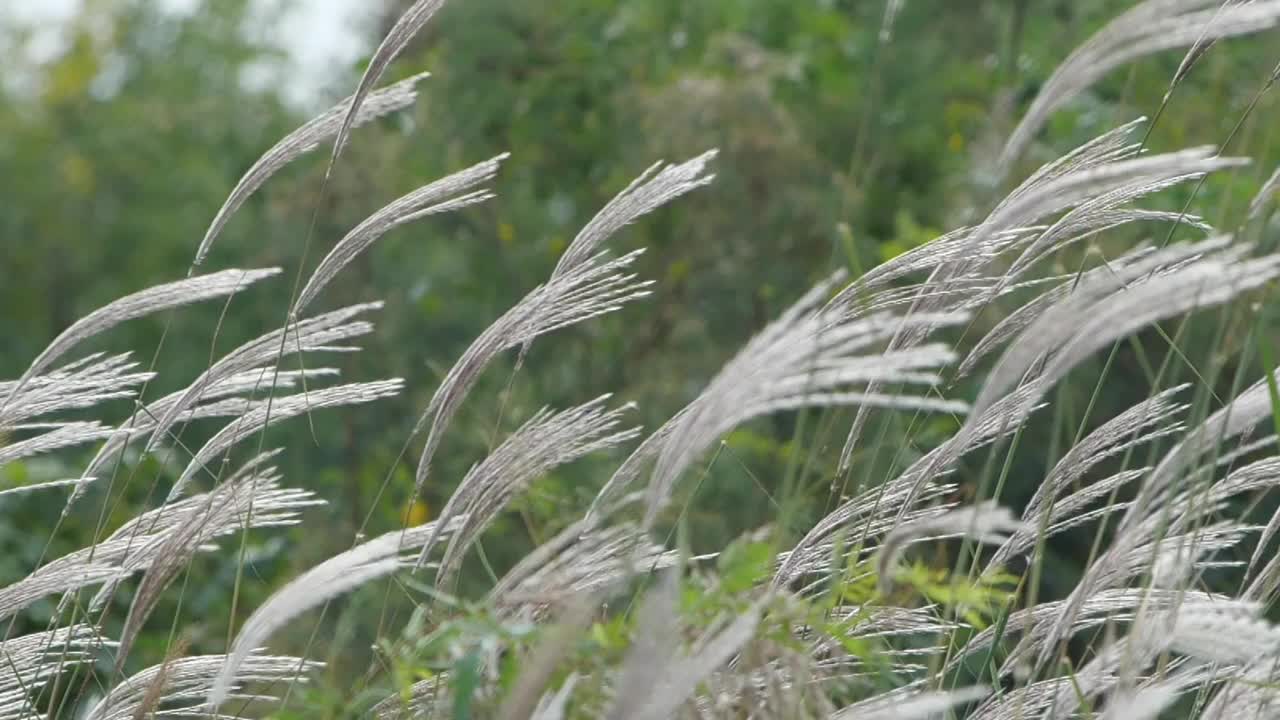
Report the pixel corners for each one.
[5,0,1280,719]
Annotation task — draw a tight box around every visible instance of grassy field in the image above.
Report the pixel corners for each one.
[4,0,1280,718]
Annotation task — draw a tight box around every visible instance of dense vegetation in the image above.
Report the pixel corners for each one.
[2,0,1280,718]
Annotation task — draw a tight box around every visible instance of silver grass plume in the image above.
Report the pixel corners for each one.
[488,520,675,618]
[409,152,715,496]
[967,236,1276,435]
[984,140,1241,239]
[1165,0,1249,96]
[967,676,1099,720]
[804,604,959,679]
[829,116,1145,317]
[550,151,717,282]
[985,176,1214,303]
[700,657,803,711]
[1035,514,1267,677]
[193,73,429,266]
[987,468,1141,565]
[1042,598,1280,720]
[1246,548,1280,603]
[991,245,1276,415]
[1247,478,1280,591]
[957,245,1158,376]
[1161,599,1280,663]
[826,226,1039,311]
[511,151,716,364]
[1249,163,1280,219]
[484,494,645,605]
[140,302,381,454]
[205,516,465,711]
[966,242,1204,414]
[837,126,1242,471]
[930,146,1243,322]
[828,274,1060,325]
[0,478,84,498]
[773,483,958,590]
[2,268,281,409]
[409,154,713,498]
[1202,656,1280,719]
[589,271,967,530]
[875,500,1027,594]
[690,602,839,717]
[986,385,1189,568]
[78,452,312,617]
[0,625,103,720]
[0,352,151,425]
[826,111,1146,312]
[1165,454,1280,598]
[167,379,403,499]
[879,0,906,42]
[292,155,508,315]
[982,663,1231,720]
[832,685,988,720]
[1128,367,1280,532]
[85,653,320,720]
[421,395,641,583]
[0,421,115,470]
[1158,457,1280,542]
[411,249,653,497]
[580,409,690,530]
[997,0,1280,173]
[0,453,316,622]
[327,0,447,173]
[113,456,325,664]
[777,384,1042,587]
[1034,641,1155,720]
[64,366,337,512]
[527,675,577,720]
[957,164,1216,315]
[987,114,1152,216]
[947,589,1225,675]
[86,650,318,717]
[370,676,446,720]
[1002,651,1145,720]
[0,556,125,623]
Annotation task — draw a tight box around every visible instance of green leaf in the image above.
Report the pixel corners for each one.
[451,648,482,720]
[717,537,775,595]
[1257,323,1280,444]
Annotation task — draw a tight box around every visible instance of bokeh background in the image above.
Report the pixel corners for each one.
[1,0,1278,706]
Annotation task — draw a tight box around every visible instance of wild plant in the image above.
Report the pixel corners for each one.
[5,0,1280,718]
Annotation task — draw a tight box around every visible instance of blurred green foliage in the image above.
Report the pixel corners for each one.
[1,0,1279,708]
